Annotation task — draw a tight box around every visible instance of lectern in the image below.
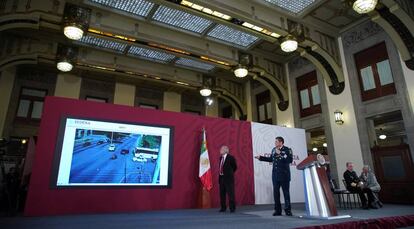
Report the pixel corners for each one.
[297,154,350,219]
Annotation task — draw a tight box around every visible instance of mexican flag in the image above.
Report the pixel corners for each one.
[199,129,212,191]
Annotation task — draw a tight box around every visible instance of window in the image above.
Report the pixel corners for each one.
[256,90,272,124]
[354,42,396,101]
[15,88,47,122]
[85,96,108,103]
[139,103,158,110]
[296,71,321,117]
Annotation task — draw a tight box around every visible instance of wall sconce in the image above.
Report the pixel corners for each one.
[351,0,378,14]
[280,35,298,53]
[56,45,78,72]
[63,3,91,40]
[334,110,344,125]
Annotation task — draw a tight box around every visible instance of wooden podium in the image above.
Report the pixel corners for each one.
[297,154,350,219]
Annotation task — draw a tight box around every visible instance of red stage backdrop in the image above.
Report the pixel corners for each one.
[24,96,254,216]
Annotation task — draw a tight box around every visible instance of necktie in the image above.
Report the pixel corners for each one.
[220,156,224,175]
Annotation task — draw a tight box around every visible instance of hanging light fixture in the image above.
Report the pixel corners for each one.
[323,143,327,147]
[56,45,78,72]
[57,61,73,72]
[62,3,91,40]
[312,147,318,152]
[280,35,298,53]
[200,87,212,97]
[352,0,378,14]
[64,26,84,41]
[378,128,387,140]
[334,110,344,125]
[234,64,248,78]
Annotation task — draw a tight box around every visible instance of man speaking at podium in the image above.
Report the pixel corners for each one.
[255,136,293,216]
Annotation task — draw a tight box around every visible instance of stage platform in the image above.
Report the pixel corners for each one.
[2,204,414,229]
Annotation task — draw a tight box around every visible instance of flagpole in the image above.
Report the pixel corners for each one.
[198,127,212,209]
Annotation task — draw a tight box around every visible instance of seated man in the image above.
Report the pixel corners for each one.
[360,165,383,207]
[343,162,379,209]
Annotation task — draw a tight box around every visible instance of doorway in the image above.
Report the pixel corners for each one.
[369,111,414,204]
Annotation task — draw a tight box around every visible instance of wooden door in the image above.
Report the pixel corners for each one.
[371,144,414,204]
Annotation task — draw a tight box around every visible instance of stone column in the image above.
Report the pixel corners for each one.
[325,37,365,188]
[54,73,81,99]
[163,91,181,112]
[0,67,16,137]
[276,63,295,127]
[114,82,135,106]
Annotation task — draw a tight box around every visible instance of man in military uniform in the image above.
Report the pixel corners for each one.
[343,162,379,209]
[255,136,293,216]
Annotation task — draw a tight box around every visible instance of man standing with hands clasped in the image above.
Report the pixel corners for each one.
[255,136,293,216]
[218,145,237,213]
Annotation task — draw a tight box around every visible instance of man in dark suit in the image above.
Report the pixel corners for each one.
[343,162,379,209]
[218,145,237,213]
[255,136,293,216]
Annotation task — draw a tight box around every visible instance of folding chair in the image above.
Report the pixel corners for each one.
[342,179,362,209]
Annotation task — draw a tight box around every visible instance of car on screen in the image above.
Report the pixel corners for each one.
[97,140,104,145]
[121,149,129,155]
[83,141,91,147]
[108,144,116,151]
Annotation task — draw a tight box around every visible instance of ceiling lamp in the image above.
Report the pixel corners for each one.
[64,26,84,40]
[57,62,73,72]
[379,134,387,140]
[63,3,91,40]
[234,65,248,78]
[323,143,327,147]
[352,0,378,14]
[200,87,212,97]
[312,147,318,152]
[280,35,298,53]
[56,45,78,72]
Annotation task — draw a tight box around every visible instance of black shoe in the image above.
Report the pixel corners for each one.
[273,211,282,216]
[230,209,235,213]
[219,209,226,212]
[285,210,292,216]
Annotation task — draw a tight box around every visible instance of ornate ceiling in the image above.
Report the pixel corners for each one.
[0,0,371,98]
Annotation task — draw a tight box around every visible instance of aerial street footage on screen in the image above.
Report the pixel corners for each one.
[55,118,172,187]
